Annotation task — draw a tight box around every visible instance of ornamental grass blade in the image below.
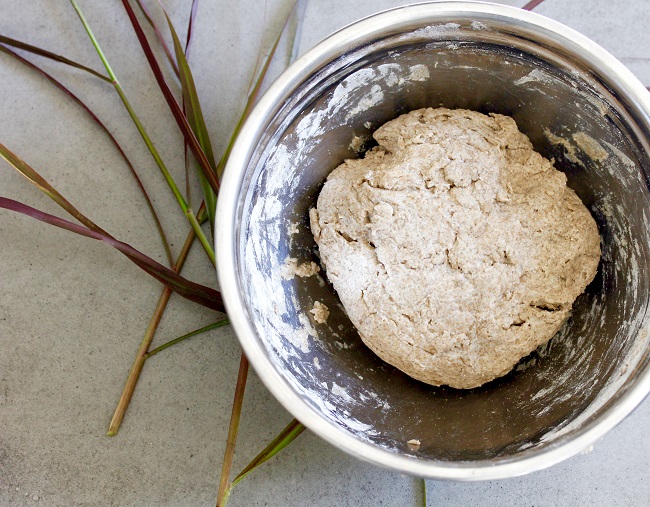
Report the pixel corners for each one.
[0,141,108,234]
[0,197,224,312]
[120,0,220,196]
[70,0,216,266]
[0,142,220,310]
[522,0,546,10]
[231,418,306,488]
[182,0,201,206]
[143,318,229,359]
[185,0,200,56]
[218,418,306,506]
[108,209,203,437]
[0,44,173,266]
[0,35,111,82]
[162,5,218,233]
[216,354,249,507]
[133,0,180,78]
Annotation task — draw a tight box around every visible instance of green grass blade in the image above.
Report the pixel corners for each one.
[0,34,112,82]
[0,197,224,312]
[119,0,221,196]
[182,0,200,206]
[133,0,180,78]
[163,8,217,167]
[0,44,174,266]
[230,418,306,490]
[144,318,229,359]
[162,5,217,233]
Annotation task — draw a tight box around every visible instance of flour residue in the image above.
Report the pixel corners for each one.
[281,257,320,280]
[573,132,608,161]
[410,22,461,39]
[331,383,353,403]
[287,222,299,235]
[545,129,583,166]
[345,85,384,121]
[408,64,430,82]
[514,68,557,87]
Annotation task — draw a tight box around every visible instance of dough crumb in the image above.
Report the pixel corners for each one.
[310,301,330,324]
[280,257,320,280]
[311,107,600,389]
[349,135,364,152]
[407,439,421,451]
[287,222,300,235]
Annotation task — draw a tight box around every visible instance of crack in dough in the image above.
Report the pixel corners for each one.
[310,108,601,389]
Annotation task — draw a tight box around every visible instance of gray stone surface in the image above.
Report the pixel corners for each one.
[0,0,648,506]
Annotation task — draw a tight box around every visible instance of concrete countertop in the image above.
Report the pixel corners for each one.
[0,1,648,506]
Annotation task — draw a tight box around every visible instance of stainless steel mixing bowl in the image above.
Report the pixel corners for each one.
[216,1,650,479]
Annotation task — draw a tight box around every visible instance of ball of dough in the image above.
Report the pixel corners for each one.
[309,108,600,389]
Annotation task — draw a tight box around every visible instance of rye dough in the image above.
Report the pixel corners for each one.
[309,108,601,389]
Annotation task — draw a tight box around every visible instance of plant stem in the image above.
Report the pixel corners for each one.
[107,221,198,436]
[216,353,249,507]
[144,319,229,359]
[522,0,546,10]
[421,479,427,507]
[68,0,215,264]
[187,207,215,266]
[107,287,172,436]
[230,418,305,488]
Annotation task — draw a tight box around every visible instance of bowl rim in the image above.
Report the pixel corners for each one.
[216,0,650,480]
